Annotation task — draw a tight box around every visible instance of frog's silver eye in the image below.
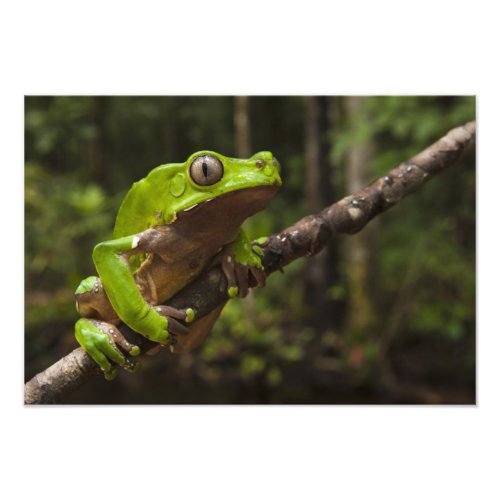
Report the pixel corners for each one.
[189,155,224,186]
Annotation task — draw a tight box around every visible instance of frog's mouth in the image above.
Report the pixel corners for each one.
[176,184,279,228]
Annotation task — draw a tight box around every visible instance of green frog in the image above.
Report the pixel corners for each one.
[74,150,282,379]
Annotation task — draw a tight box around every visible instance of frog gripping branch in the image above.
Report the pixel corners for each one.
[74,151,281,380]
[24,121,475,403]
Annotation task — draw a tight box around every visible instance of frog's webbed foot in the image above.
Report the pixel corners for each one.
[75,318,141,380]
[152,305,195,350]
[221,246,267,298]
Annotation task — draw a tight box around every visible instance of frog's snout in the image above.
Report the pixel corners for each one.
[253,151,281,178]
[252,151,273,161]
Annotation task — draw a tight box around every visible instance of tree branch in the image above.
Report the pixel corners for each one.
[24,121,476,404]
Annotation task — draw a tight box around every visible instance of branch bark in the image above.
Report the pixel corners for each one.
[24,121,476,404]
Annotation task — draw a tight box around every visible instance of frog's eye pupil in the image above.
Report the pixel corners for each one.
[190,155,224,186]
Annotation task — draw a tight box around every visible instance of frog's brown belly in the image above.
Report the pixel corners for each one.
[148,251,216,305]
[142,252,224,353]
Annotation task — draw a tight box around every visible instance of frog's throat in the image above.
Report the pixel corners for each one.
[176,184,279,224]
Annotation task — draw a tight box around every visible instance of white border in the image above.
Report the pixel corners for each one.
[4,1,499,499]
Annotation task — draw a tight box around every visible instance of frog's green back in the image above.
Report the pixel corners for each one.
[113,163,182,239]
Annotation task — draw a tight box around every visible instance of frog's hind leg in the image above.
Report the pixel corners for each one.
[75,318,141,380]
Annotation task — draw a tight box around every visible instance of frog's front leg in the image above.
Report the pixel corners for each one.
[75,318,141,380]
[221,229,267,298]
[92,232,194,343]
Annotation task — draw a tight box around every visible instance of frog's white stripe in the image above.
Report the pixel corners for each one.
[131,236,140,248]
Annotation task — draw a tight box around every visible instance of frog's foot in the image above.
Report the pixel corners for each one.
[221,248,267,298]
[75,318,141,380]
[153,305,195,348]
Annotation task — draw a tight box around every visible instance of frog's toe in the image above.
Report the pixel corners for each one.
[154,305,195,325]
[105,325,141,357]
[223,256,256,298]
[88,345,114,373]
[222,252,238,297]
[153,305,192,349]
[250,265,267,288]
[122,359,142,373]
[235,264,250,298]
[95,334,124,364]
[154,306,190,336]
[104,367,118,381]
[185,308,195,323]
[83,341,119,381]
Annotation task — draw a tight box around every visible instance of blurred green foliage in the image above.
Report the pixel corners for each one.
[24,96,475,403]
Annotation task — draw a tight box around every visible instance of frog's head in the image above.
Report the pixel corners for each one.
[168,150,282,224]
[185,150,281,195]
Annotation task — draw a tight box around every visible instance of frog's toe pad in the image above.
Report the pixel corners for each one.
[185,308,196,323]
[122,360,142,373]
[129,345,141,356]
[104,367,118,381]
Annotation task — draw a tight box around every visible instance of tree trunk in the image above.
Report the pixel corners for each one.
[89,96,107,185]
[344,96,377,334]
[303,96,344,331]
[234,96,251,158]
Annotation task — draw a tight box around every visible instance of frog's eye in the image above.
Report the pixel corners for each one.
[189,155,224,186]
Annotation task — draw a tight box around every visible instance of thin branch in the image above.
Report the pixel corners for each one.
[24,121,476,404]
